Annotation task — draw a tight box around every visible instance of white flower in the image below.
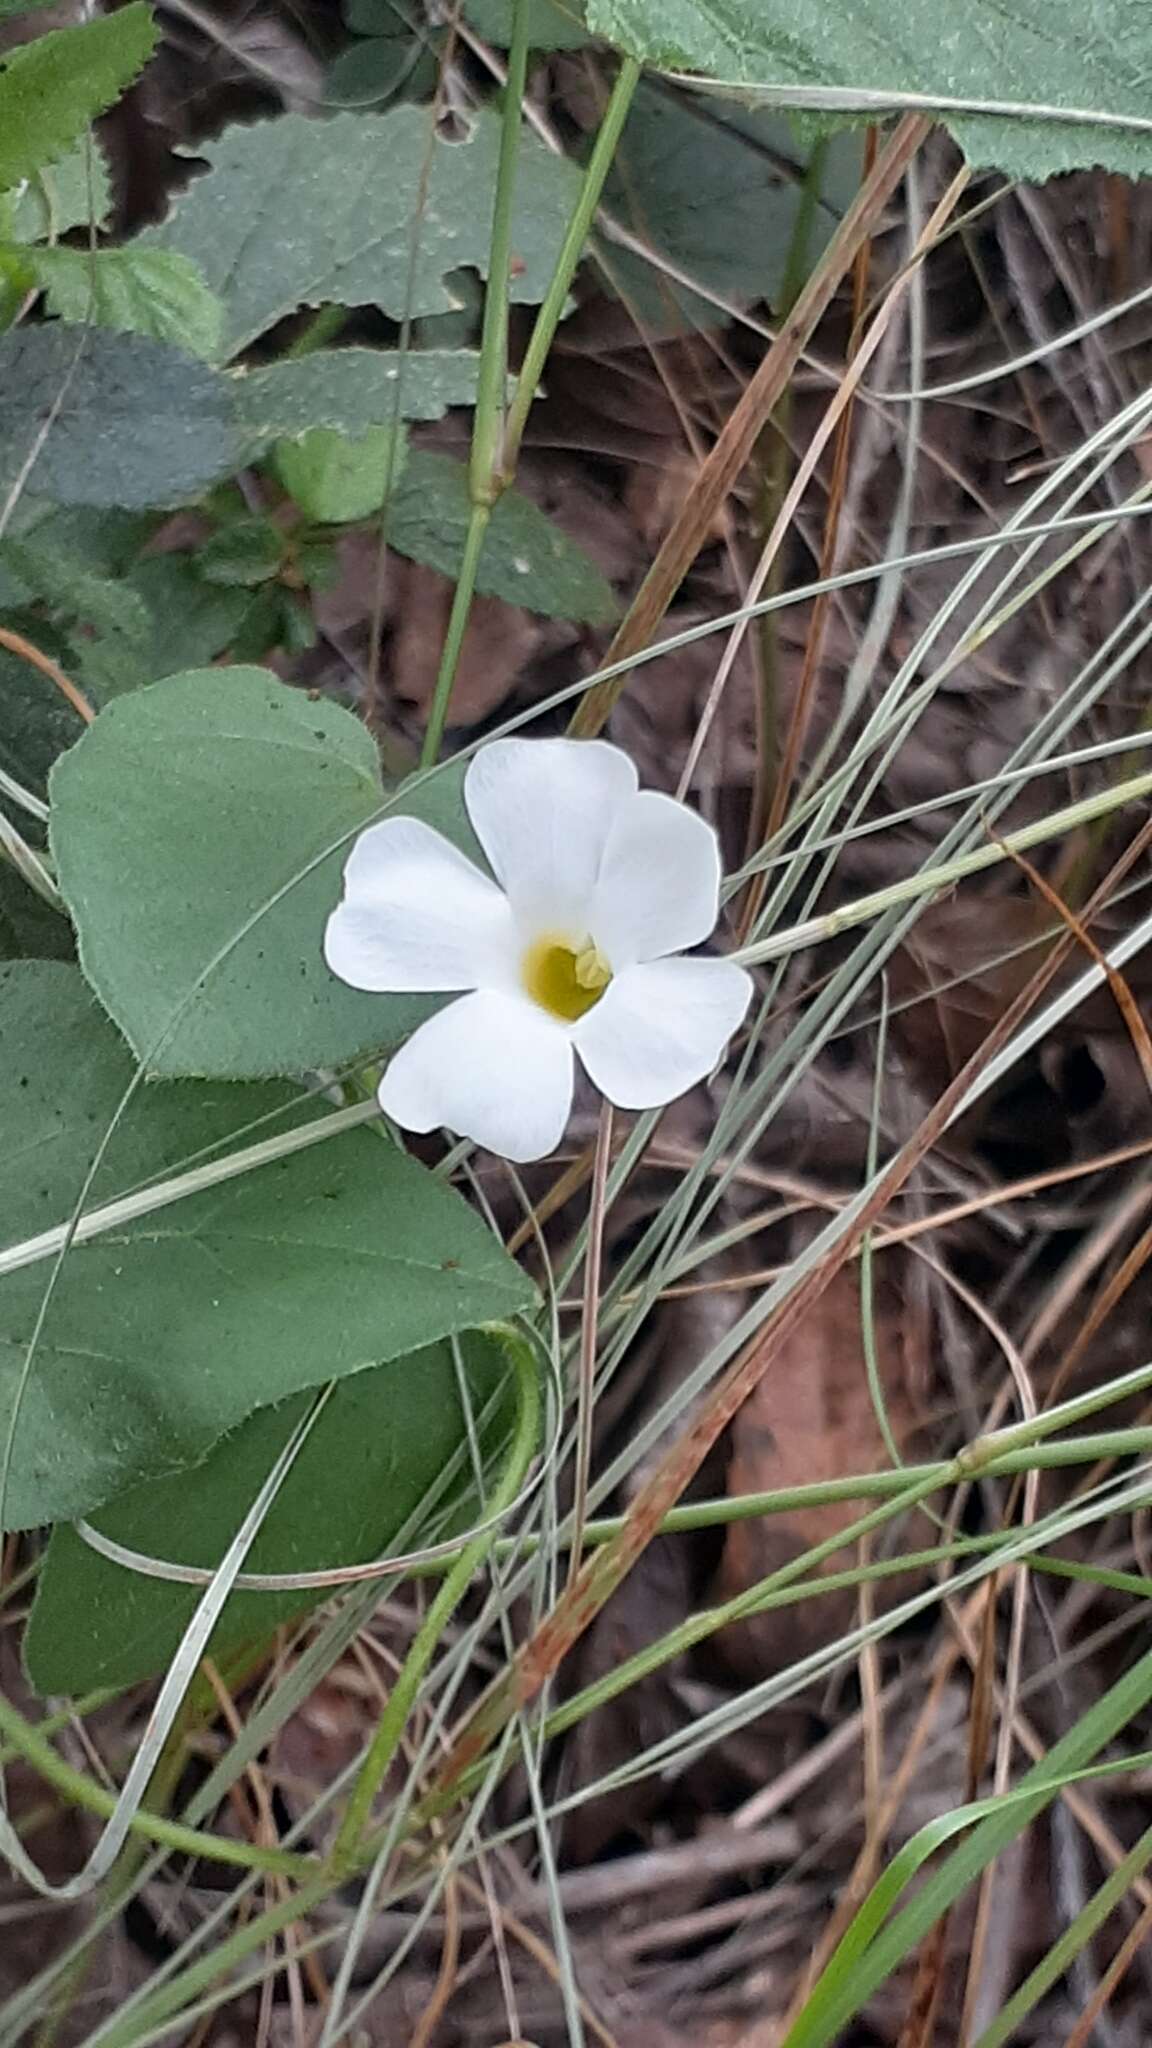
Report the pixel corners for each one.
[324,737,753,1163]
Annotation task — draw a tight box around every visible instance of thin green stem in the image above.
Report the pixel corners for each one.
[545,1424,1152,1552]
[418,3,530,764]
[329,1331,541,1874]
[419,500,492,766]
[31,1685,211,2048]
[752,136,829,817]
[972,1818,1152,2048]
[468,1,531,504]
[780,1647,1152,2048]
[420,40,640,761]
[0,1689,314,1881]
[500,54,642,477]
[730,762,1152,969]
[88,1870,341,2048]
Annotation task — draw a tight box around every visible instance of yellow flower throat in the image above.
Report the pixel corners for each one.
[522,933,612,1022]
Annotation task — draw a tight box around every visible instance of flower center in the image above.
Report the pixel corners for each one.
[521,933,612,1022]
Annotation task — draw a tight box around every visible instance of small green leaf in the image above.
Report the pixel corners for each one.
[273,423,406,525]
[0,5,157,190]
[234,347,488,447]
[599,82,861,331]
[464,0,589,48]
[196,520,285,588]
[0,962,535,1532]
[327,33,432,108]
[3,136,111,242]
[22,246,225,359]
[0,327,244,509]
[344,0,414,28]
[145,107,585,360]
[293,539,340,587]
[50,665,477,1079]
[388,451,618,625]
[25,1329,521,1693]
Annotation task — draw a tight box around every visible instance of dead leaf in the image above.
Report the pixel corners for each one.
[711,1262,928,1681]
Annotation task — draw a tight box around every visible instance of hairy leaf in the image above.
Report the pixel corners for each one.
[599,81,861,330]
[389,451,618,624]
[274,423,406,524]
[146,107,585,359]
[50,665,477,1078]
[585,0,1152,180]
[26,1329,520,1692]
[0,327,243,509]
[464,0,590,47]
[2,137,111,242]
[0,962,533,1531]
[0,6,156,190]
[234,347,488,447]
[18,246,225,358]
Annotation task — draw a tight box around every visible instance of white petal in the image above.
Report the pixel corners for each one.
[324,816,517,993]
[573,956,752,1110]
[464,737,637,929]
[589,791,723,967]
[378,989,575,1161]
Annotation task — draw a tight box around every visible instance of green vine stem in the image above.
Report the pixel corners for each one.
[419,0,531,767]
[327,1325,541,1876]
[419,39,641,763]
[0,1688,313,1881]
[498,54,642,479]
[29,1417,1151,2044]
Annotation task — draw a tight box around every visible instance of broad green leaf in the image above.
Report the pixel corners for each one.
[464,0,590,47]
[15,246,225,359]
[585,0,1152,181]
[25,1329,521,1693]
[145,107,585,360]
[0,327,244,509]
[234,347,488,446]
[387,451,618,625]
[50,666,476,1079]
[274,423,406,524]
[2,137,111,242]
[0,6,157,190]
[0,962,535,1531]
[599,82,861,331]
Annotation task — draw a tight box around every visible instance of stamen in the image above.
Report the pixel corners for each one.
[573,941,612,992]
[522,933,612,1022]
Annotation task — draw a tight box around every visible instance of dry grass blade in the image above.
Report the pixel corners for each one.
[569,115,932,736]
[0,624,93,724]
[431,882,1100,1805]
